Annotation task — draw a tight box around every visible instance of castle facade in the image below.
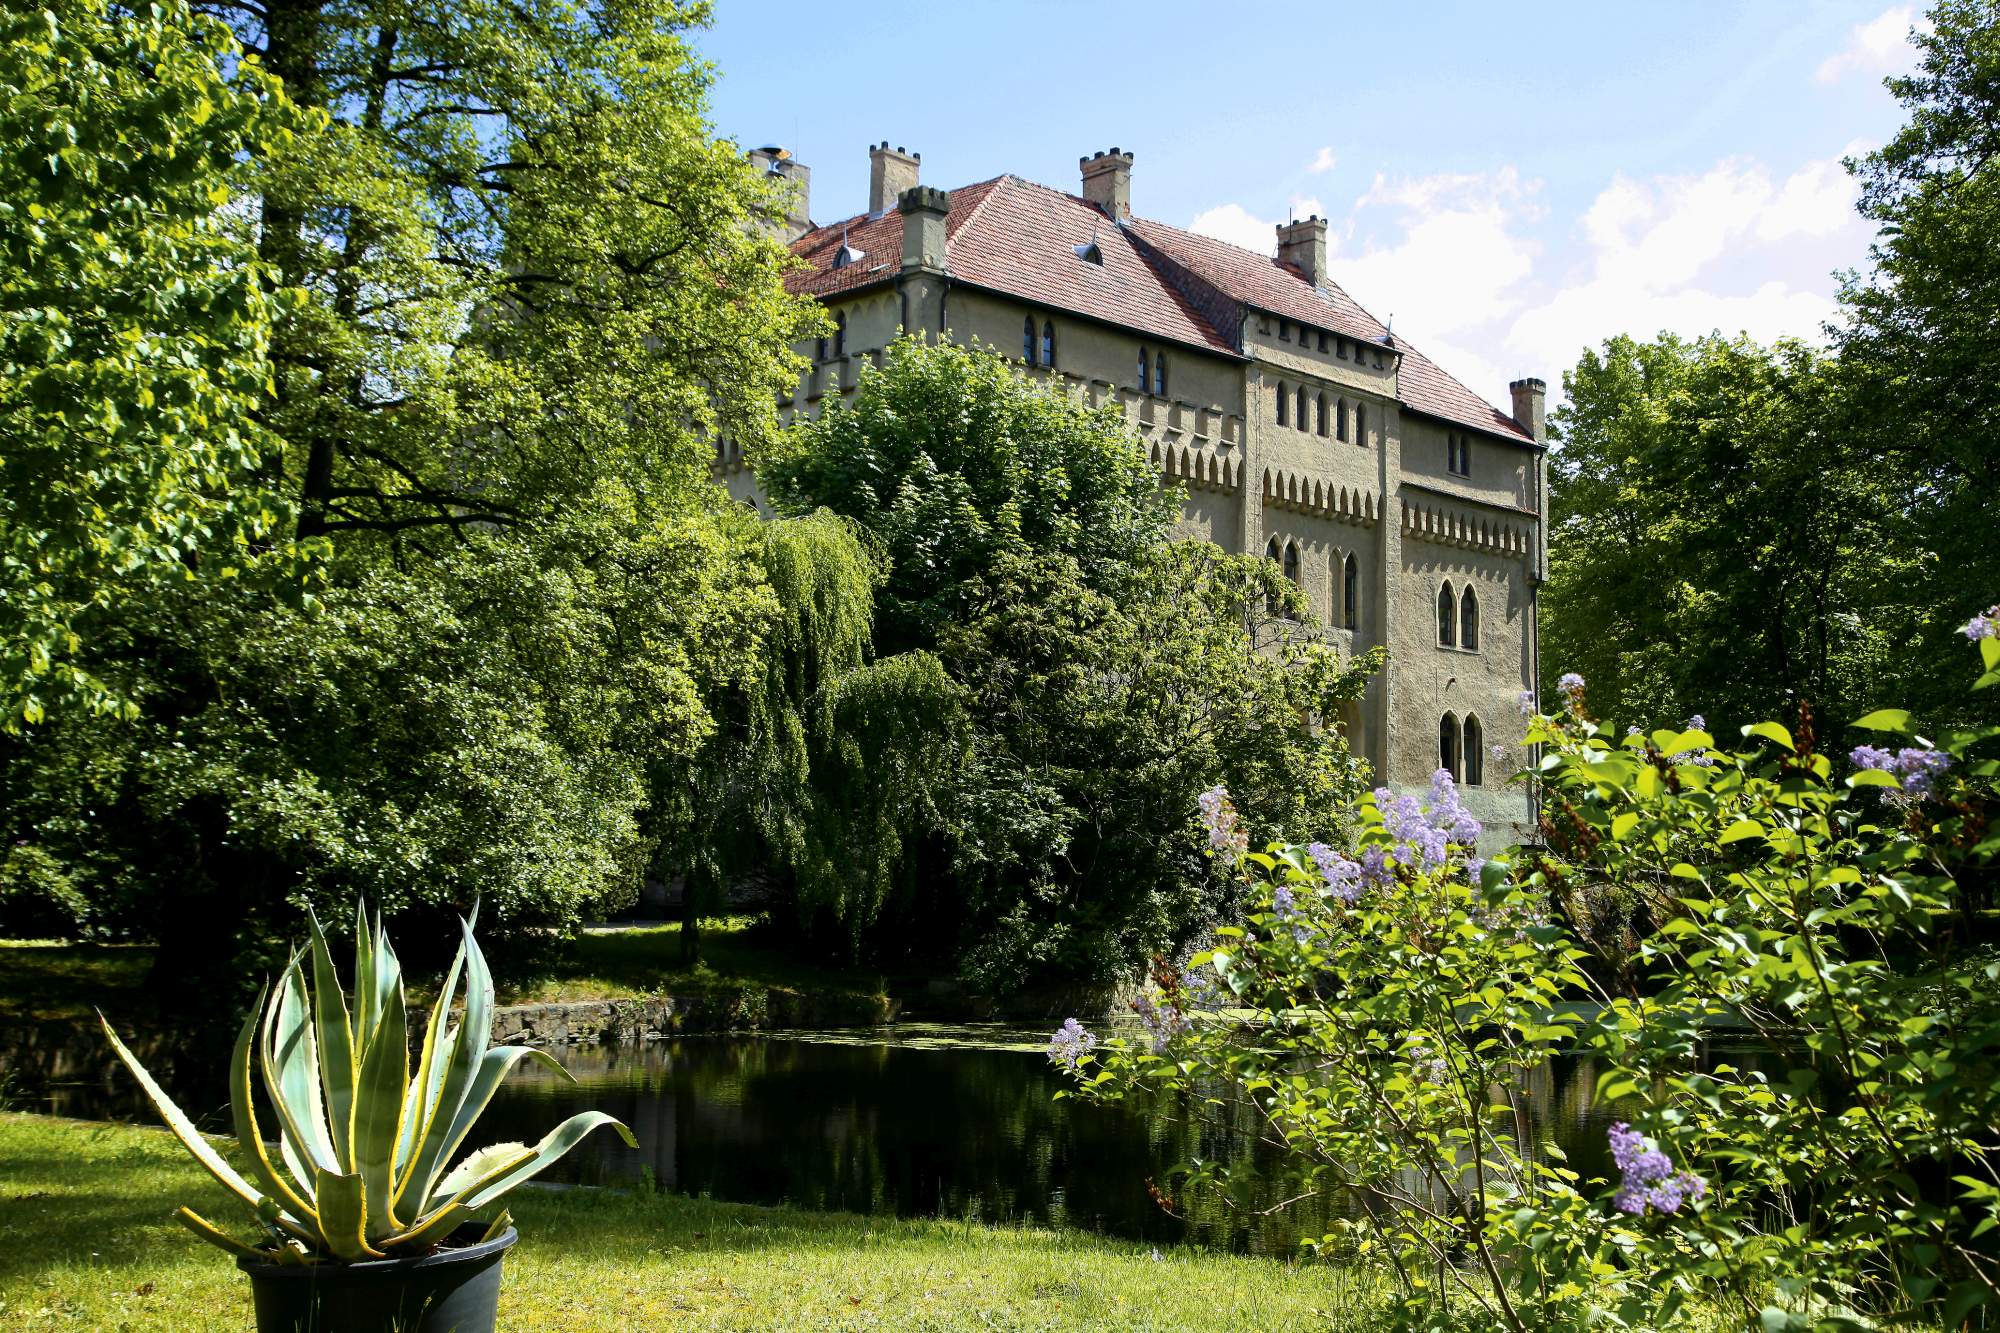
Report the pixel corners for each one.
[720,143,1547,841]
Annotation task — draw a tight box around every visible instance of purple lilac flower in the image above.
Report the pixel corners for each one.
[1307,841,1364,904]
[1851,744,1953,799]
[1197,785,1249,858]
[1131,993,1190,1053]
[1686,715,1706,732]
[1608,1122,1707,1216]
[1047,1018,1096,1071]
[1406,1043,1447,1084]
[1896,746,1952,799]
[1491,744,1508,766]
[1517,689,1537,717]
[1557,672,1585,707]
[1851,744,1896,771]
[1466,857,1485,885]
[1358,845,1392,889]
[1963,605,1999,640]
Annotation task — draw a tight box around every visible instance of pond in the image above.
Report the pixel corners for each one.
[3,1020,1637,1255]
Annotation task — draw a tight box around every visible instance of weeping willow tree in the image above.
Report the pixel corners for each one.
[665,509,964,960]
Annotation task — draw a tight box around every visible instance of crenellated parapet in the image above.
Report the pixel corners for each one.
[1399,496,1534,556]
[1262,468,1379,525]
[1150,439,1241,494]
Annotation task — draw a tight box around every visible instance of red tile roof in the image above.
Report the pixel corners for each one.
[786,176,1534,444]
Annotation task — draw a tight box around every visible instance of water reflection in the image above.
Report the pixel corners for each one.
[6,1020,1649,1255]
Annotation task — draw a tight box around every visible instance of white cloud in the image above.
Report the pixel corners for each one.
[1817,5,1926,84]
[1188,202,1278,255]
[1338,168,1541,337]
[1309,146,1338,174]
[1185,149,1872,408]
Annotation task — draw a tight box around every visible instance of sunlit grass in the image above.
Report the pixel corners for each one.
[0,1111,1394,1331]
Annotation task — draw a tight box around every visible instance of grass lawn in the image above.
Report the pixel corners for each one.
[0,1112,1392,1331]
[0,917,888,1020]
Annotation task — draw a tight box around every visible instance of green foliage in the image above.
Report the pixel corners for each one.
[0,0,311,727]
[760,336,1177,655]
[102,904,633,1260]
[1532,646,2000,1327]
[1066,633,2000,1330]
[1835,0,2000,719]
[761,339,1377,988]
[1543,333,1909,736]
[0,0,817,972]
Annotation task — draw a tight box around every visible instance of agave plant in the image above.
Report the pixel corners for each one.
[101,903,636,1262]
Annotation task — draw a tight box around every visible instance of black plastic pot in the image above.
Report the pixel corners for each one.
[237,1224,517,1333]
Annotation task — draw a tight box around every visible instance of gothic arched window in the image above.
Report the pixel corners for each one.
[1283,539,1300,586]
[1154,351,1167,396]
[1043,321,1056,368]
[1276,382,1288,426]
[1024,316,1037,364]
[1440,713,1461,781]
[1343,552,1358,629]
[1296,385,1309,432]
[1464,715,1485,786]
[1336,398,1348,442]
[1437,581,1457,648]
[1317,392,1329,436]
[1264,537,1283,616]
[1139,347,1149,392]
[1356,403,1367,445]
[1460,585,1480,651]
[834,313,847,358]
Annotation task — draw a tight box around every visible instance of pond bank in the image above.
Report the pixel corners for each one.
[0,1112,1392,1331]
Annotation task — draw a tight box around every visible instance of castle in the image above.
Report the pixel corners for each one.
[718,143,1546,841]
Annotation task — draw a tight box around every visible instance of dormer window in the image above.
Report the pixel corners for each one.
[1073,238,1103,264]
[830,226,865,269]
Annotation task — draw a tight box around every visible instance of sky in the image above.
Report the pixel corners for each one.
[690,1,1930,409]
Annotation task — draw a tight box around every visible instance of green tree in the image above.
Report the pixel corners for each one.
[0,0,818,970]
[0,0,308,728]
[1542,332,1909,733]
[1837,0,2000,717]
[759,336,1176,656]
[762,339,1376,989]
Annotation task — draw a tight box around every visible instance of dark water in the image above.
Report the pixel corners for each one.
[2,1019,1638,1254]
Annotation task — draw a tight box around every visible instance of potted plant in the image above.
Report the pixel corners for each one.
[101,904,637,1333]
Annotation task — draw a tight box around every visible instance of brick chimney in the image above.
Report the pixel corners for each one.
[869,142,919,216]
[1509,377,1547,442]
[899,185,950,273]
[1277,215,1328,288]
[1080,148,1133,219]
[747,144,810,242]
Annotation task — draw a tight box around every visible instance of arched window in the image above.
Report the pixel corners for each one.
[1024,316,1036,364]
[1463,715,1484,786]
[1276,382,1288,425]
[1317,331,1329,353]
[1343,552,1358,629]
[1264,536,1283,616]
[1283,539,1300,586]
[834,313,847,358]
[1356,403,1367,445]
[815,334,828,362]
[1437,581,1457,647]
[1317,392,1329,436]
[1460,585,1480,651]
[1155,351,1167,396]
[1279,319,1291,342]
[1336,398,1348,442]
[1043,321,1056,368]
[1139,347,1149,392]
[1439,713,1461,781]
[1296,385,1309,432]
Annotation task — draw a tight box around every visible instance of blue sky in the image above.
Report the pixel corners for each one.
[692,1,1927,406]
